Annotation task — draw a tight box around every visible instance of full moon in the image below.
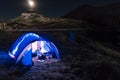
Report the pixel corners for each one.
[28,0,35,8]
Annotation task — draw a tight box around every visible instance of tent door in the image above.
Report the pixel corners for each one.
[21,49,32,66]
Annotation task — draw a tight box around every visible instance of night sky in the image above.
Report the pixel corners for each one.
[0,0,120,20]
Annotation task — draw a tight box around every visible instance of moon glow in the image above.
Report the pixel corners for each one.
[28,0,35,8]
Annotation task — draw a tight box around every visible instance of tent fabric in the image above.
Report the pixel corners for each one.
[21,48,32,66]
[16,43,32,64]
[9,33,60,66]
[9,33,41,60]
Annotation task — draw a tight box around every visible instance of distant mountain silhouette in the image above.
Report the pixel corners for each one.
[63,3,120,26]
[3,12,87,30]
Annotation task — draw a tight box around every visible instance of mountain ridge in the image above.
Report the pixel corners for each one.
[63,3,120,26]
[0,12,92,30]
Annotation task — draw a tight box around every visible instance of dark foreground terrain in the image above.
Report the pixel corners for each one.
[0,31,120,80]
[0,12,120,80]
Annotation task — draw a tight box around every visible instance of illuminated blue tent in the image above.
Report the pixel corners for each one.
[8,33,60,66]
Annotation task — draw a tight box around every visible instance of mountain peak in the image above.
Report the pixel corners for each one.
[11,12,46,22]
[21,13,43,20]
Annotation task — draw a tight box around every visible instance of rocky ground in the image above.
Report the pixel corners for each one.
[0,12,120,80]
[0,35,119,80]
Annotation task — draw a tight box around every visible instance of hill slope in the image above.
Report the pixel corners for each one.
[63,3,120,26]
[3,12,93,30]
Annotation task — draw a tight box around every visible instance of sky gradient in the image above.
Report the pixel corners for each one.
[0,0,120,20]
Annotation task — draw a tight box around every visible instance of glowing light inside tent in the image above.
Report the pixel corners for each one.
[9,32,60,66]
[28,0,35,8]
[40,41,51,53]
[32,41,41,53]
